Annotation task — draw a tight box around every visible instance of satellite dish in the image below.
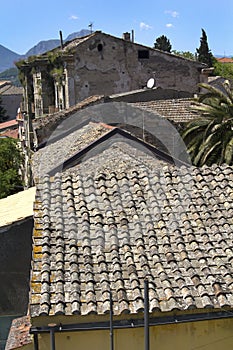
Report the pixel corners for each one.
[147,78,155,89]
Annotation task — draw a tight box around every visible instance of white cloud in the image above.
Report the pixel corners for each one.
[140,22,152,30]
[69,15,78,20]
[165,10,179,18]
[166,23,174,28]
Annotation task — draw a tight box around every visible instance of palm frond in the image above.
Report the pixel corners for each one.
[200,141,221,166]
[182,120,208,140]
[198,82,232,105]
[193,132,220,165]
[224,137,233,165]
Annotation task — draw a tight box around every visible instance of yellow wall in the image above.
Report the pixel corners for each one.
[32,317,233,350]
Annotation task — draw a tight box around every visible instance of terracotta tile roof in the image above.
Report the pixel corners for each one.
[216,57,233,63]
[133,98,198,123]
[5,316,32,350]
[31,161,233,317]
[0,129,18,139]
[0,119,18,130]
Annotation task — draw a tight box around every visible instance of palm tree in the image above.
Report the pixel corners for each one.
[182,79,233,166]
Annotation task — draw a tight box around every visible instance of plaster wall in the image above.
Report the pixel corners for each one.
[30,317,233,350]
[0,218,33,315]
[2,94,22,120]
[66,33,203,105]
[0,218,33,349]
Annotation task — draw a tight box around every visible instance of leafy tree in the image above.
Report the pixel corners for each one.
[0,96,7,122]
[213,58,233,81]
[172,50,195,60]
[0,138,24,198]
[154,35,172,53]
[182,80,233,166]
[196,28,213,67]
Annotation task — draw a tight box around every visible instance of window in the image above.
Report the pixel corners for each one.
[138,50,149,59]
[97,43,103,52]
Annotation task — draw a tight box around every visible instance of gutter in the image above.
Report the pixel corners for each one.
[30,309,233,335]
[30,309,233,350]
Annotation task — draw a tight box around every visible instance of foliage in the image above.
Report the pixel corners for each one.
[0,96,7,122]
[154,35,172,53]
[212,58,233,81]
[0,138,24,198]
[182,80,233,166]
[196,28,213,67]
[172,50,195,60]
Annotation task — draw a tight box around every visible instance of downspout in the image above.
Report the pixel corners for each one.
[33,333,39,350]
[110,292,114,350]
[49,324,57,350]
[144,279,150,350]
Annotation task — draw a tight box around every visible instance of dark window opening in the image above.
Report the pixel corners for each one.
[98,43,103,52]
[138,50,149,59]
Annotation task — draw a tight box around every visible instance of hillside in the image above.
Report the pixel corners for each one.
[0,45,22,73]
[0,67,21,86]
[25,39,60,57]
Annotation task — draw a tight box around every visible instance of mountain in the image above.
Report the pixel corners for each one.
[65,29,91,42]
[214,54,233,58]
[0,45,22,73]
[0,29,91,74]
[25,39,60,57]
[25,29,91,57]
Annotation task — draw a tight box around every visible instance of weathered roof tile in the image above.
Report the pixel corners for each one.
[30,159,233,317]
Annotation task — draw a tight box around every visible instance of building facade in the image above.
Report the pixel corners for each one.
[18,31,207,118]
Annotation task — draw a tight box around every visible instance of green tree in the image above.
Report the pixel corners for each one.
[0,138,24,198]
[213,58,233,81]
[196,28,213,67]
[172,50,195,60]
[182,80,233,166]
[154,35,172,53]
[0,96,7,122]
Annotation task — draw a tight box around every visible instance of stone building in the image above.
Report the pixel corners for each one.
[0,81,23,120]
[18,31,207,119]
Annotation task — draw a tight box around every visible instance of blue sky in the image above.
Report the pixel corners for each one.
[1,0,232,56]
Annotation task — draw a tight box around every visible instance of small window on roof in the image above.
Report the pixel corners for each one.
[138,50,149,59]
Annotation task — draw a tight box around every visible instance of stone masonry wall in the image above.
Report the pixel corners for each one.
[65,33,204,106]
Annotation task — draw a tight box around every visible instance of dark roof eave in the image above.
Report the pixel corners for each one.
[29,308,233,334]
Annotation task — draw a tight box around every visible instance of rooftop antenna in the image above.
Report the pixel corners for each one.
[88,22,94,33]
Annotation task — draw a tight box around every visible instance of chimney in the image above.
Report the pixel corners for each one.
[131,30,134,43]
[122,32,131,41]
